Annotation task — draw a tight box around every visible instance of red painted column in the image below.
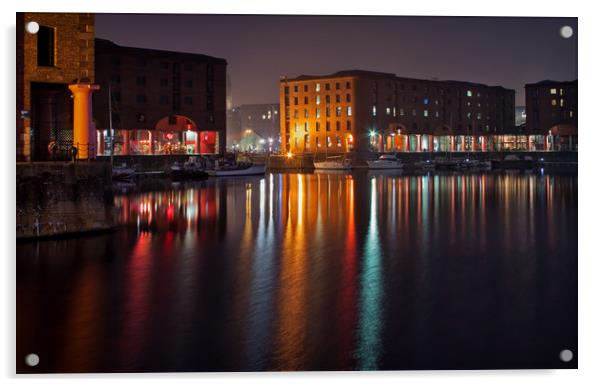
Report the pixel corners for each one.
[461,136,466,152]
[472,136,478,152]
[417,135,422,152]
[429,135,434,152]
[197,130,203,154]
[98,130,104,155]
[405,135,409,152]
[481,136,487,152]
[451,136,456,152]
[149,130,155,155]
[122,130,130,155]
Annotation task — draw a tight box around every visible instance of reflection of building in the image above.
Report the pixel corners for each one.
[17,13,96,161]
[525,80,577,151]
[228,104,280,152]
[93,38,227,155]
[280,70,516,154]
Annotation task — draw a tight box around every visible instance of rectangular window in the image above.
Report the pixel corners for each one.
[326,107,330,117]
[37,26,55,67]
[316,122,320,131]
[294,97,298,105]
[412,109,416,116]
[304,109,309,118]
[400,108,405,116]
[560,99,564,107]
[294,85,298,92]
[552,99,557,106]
[346,81,351,89]
[560,88,564,96]
[346,121,351,131]
[316,108,321,118]
[477,112,481,119]
[386,107,391,115]
[372,106,377,117]
[304,85,308,92]
[424,110,428,117]
[347,106,352,116]
[304,96,308,104]
[336,82,340,90]
[336,121,341,131]
[304,122,308,132]
[294,110,298,119]
[336,94,341,103]
[316,83,321,92]
[316,96,321,105]
[550,88,557,95]
[346,94,351,102]
[325,83,330,91]
[326,122,331,131]
[326,95,331,103]
[467,90,473,97]
[336,106,341,117]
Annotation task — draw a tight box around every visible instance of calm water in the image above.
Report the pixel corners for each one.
[17,171,578,372]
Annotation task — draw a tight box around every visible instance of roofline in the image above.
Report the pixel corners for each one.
[94,38,227,64]
[525,79,578,87]
[280,70,514,91]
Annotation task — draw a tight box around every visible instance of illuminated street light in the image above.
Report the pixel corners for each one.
[286,152,293,159]
[26,21,39,34]
[369,130,376,137]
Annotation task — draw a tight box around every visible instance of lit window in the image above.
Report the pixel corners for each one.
[569,111,574,117]
[467,112,472,119]
[477,113,482,120]
[304,109,309,118]
[560,99,564,107]
[386,107,391,115]
[435,111,439,118]
[316,96,320,105]
[423,98,429,105]
[467,90,473,97]
[560,88,564,96]
[550,88,557,95]
[424,110,428,117]
[347,106,352,116]
[316,108,320,118]
[400,108,405,116]
[372,106,377,116]
[552,99,557,106]
[393,107,396,116]
[316,83,321,92]
[336,106,342,117]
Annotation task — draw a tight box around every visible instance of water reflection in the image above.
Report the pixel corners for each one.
[17,171,578,372]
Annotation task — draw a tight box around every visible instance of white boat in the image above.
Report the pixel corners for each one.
[414,159,436,170]
[207,164,266,177]
[313,156,352,170]
[367,154,404,170]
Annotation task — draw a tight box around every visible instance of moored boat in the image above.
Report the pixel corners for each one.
[367,154,404,170]
[313,156,352,170]
[414,159,436,170]
[207,163,266,177]
[112,164,136,181]
[170,157,208,180]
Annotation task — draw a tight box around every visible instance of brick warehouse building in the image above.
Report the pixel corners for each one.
[16,13,96,161]
[525,80,577,151]
[94,39,227,156]
[279,70,517,155]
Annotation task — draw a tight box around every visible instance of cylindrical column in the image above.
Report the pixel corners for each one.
[197,130,203,154]
[149,130,155,155]
[68,83,100,160]
[429,135,434,152]
[98,130,105,155]
[122,130,130,155]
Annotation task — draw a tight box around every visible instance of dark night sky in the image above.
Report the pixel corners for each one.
[95,14,577,106]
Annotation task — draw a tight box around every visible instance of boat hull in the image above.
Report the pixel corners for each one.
[313,162,352,170]
[366,160,404,170]
[207,165,266,177]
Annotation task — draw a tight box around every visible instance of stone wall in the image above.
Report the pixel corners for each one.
[16,161,114,239]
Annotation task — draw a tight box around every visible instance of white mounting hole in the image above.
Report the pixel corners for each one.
[25,21,40,35]
[559,349,573,362]
[25,353,40,367]
[560,26,573,39]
